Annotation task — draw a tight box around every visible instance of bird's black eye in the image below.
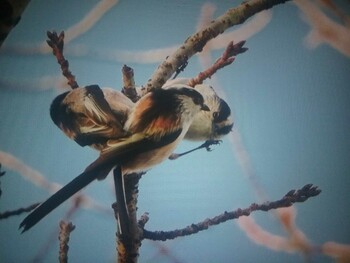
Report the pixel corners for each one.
[214,99,231,122]
[193,96,202,105]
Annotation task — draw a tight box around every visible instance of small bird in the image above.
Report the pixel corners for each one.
[50,81,233,151]
[163,78,234,159]
[19,86,209,233]
[50,85,133,151]
[163,78,233,141]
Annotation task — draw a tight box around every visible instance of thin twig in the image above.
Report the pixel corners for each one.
[137,212,149,229]
[31,197,84,263]
[46,31,79,89]
[121,65,139,102]
[58,221,75,263]
[142,184,321,241]
[188,40,247,87]
[0,203,40,219]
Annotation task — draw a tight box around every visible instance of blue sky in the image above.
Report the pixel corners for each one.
[0,1,349,262]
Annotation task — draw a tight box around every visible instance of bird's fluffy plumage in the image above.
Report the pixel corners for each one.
[50,85,131,150]
[163,78,233,141]
[19,85,207,232]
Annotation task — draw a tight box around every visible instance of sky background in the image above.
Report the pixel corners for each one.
[0,0,350,262]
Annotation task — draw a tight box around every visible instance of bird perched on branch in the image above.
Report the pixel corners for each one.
[163,78,233,141]
[162,78,233,159]
[49,85,133,151]
[49,80,233,158]
[19,85,209,233]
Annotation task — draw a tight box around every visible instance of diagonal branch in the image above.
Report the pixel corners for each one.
[142,184,321,241]
[142,0,290,95]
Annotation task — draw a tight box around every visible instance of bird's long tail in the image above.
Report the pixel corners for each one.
[113,166,130,236]
[19,165,111,233]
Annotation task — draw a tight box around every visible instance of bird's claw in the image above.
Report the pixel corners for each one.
[203,140,222,152]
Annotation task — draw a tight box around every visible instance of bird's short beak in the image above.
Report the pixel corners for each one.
[201,104,210,111]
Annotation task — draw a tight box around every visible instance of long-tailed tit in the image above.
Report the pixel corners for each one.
[163,78,233,141]
[50,85,133,151]
[19,86,209,233]
[51,81,232,147]
[163,78,233,158]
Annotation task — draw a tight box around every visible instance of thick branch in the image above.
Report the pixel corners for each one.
[143,0,290,94]
[46,31,79,89]
[142,184,321,241]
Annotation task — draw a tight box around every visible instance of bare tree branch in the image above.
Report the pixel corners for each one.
[142,184,321,241]
[0,203,40,219]
[31,197,85,263]
[137,212,149,229]
[188,40,247,87]
[121,64,139,102]
[142,0,290,95]
[58,221,75,263]
[46,31,79,89]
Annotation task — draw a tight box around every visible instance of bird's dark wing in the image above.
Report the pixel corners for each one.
[74,85,127,145]
[19,129,182,233]
[50,85,127,148]
[83,85,125,130]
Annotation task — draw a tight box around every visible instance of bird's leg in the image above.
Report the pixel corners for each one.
[169,139,222,160]
[113,166,130,236]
